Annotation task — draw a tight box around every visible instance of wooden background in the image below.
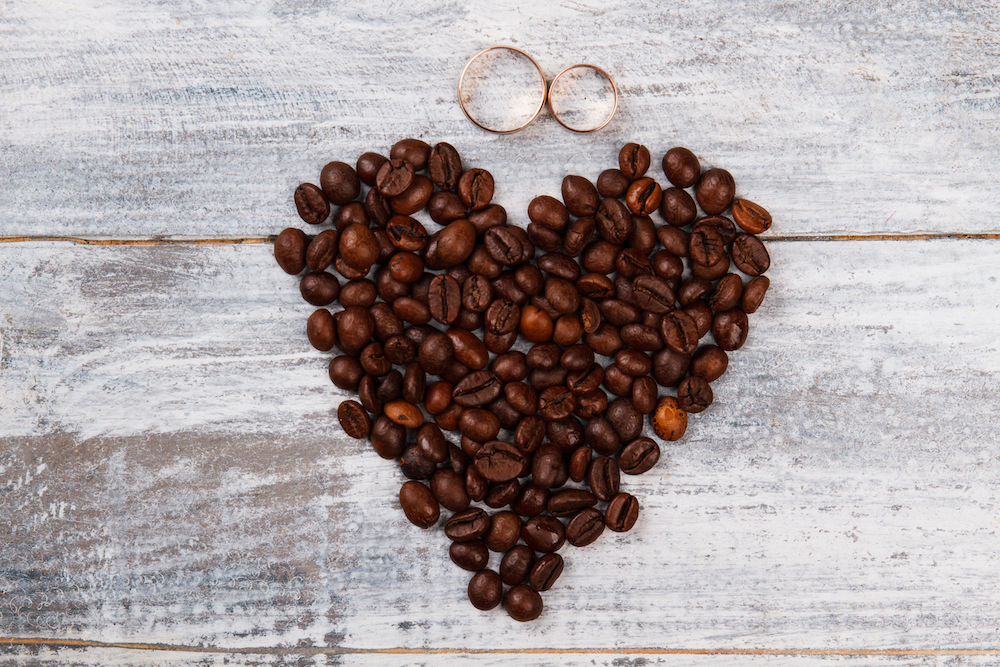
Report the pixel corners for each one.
[3,0,1000,664]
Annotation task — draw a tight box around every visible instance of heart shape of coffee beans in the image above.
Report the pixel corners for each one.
[275,139,772,622]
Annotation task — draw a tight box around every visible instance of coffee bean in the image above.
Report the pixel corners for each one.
[606,397,643,441]
[522,515,566,553]
[605,492,640,532]
[399,480,439,528]
[659,187,698,228]
[732,198,773,234]
[319,161,360,206]
[474,441,527,482]
[431,468,471,512]
[468,569,503,610]
[390,174,434,216]
[678,375,713,413]
[399,444,436,480]
[458,168,495,211]
[619,142,651,179]
[306,308,337,351]
[385,215,429,253]
[337,400,370,439]
[452,370,502,408]
[538,386,575,421]
[485,479,521,508]
[548,489,598,518]
[651,396,687,441]
[500,545,536,586]
[631,376,658,414]
[619,437,661,475]
[691,345,729,382]
[528,195,570,231]
[384,399,425,428]
[512,482,550,517]
[595,197,634,245]
[657,224,690,257]
[445,508,491,542]
[504,584,543,622]
[731,233,771,276]
[713,307,750,351]
[565,507,605,547]
[483,510,522,552]
[529,553,564,592]
[450,540,489,571]
[689,225,726,267]
[708,273,744,311]
[275,228,309,274]
[428,191,467,224]
[294,183,330,225]
[661,310,700,355]
[328,355,363,391]
[427,142,462,190]
[741,275,769,314]
[561,175,599,217]
[564,216,596,256]
[625,177,662,216]
[696,167,736,215]
[299,271,340,307]
[484,226,524,267]
[587,455,620,502]
[631,275,675,314]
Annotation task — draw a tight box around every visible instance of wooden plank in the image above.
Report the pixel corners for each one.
[3,239,1000,651]
[3,1,1000,238]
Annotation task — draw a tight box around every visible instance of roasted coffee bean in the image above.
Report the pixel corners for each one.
[565,507,605,547]
[484,329,517,354]
[694,253,735,282]
[385,215,428,252]
[452,370,502,408]
[538,386,576,421]
[561,175,600,217]
[359,342,392,376]
[574,388,608,419]
[631,275,675,314]
[504,584,543,622]
[376,369,403,403]
[399,444,436,480]
[691,345,729,382]
[458,168,495,211]
[331,306,371,356]
[606,397,643,441]
[431,468,471,512]
[384,334,415,366]
[337,223,378,273]
[677,375,713,413]
[605,492,639,532]
[694,214,737,245]
[569,445,592,483]
[304,229,337,272]
[651,396,687,441]
[713,307,750,350]
[513,264,544,297]
[708,273,744,312]
[596,168,629,198]
[461,274,493,313]
[274,227,309,275]
[522,515,566,553]
[584,323,624,356]
[587,456,620,502]
[731,233,771,276]
[450,540,489,571]
[491,351,528,383]
[356,151,388,187]
[466,205,505,239]
[468,569,503,610]
[424,274,461,325]
[484,226,525,267]
[657,225,690,257]
[399,480,439,528]
[387,251,424,284]
[564,216,596,256]
[432,219,477,268]
[526,555,562,595]
[329,355,364,390]
[306,308,337,351]
[662,146,700,187]
[559,344,595,371]
[620,323,662,351]
[548,489,598,518]
[339,279,378,308]
[741,275,769,313]
[300,271,340,306]
[579,297,601,334]
[390,173,434,216]
[475,441,526,482]
[370,415,406,459]
[428,190,467,224]
[619,437,661,475]
[334,201,371,231]
[465,465,488,502]
[579,240,618,275]
[689,225,726,268]
[599,298,642,329]
[485,479,521,508]
[502,382,537,415]
[612,350,651,378]
[444,328,487,371]
[501,545,536,586]
[445,508,491,542]
[414,422,448,464]
[629,214,657,254]
[615,248,652,283]
[402,362,426,405]
[528,195,570,231]
[389,137,430,170]
[619,142,651,179]
[625,177,662,215]
[384,399,424,428]
[294,182,330,225]
[512,483,550,517]
[364,187,392,228]
[659,186,698,227]
[514,415,546,453]
[652,347,690,388]
[428,142,462,190]
[595,198,634,245]
[376,158,414,197]
[337,400,370,439]
[696,167,736,215]
[575,272,615,299]
[320,161,361,206]
[585,416,620,456]
[484,510,522,552]
[661,311,700,355]
[732,198,772,234]
[602,363,634,397]
[512,305,548,343]
[531,442,563,488]
[457,407,500,443]
[631,376,658,414]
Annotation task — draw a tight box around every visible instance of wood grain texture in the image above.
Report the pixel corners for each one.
[3,239,1000,654]
[3,0,1000,238]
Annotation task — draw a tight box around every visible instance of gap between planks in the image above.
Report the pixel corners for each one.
[2,233,1000,246]
[2,639,1000,657]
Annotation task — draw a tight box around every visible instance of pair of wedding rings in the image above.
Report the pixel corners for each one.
[458,46,618,134]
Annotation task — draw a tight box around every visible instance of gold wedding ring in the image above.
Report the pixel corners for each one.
[458,46,547,134]
[547,63,619,134]
[458,47,618,134]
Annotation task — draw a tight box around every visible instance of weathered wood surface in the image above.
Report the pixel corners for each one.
[3,0,1000,239]
[5,0,1000,664]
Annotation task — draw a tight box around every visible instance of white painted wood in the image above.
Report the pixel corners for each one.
[3,0,1000,238]
[3,240,1000,654]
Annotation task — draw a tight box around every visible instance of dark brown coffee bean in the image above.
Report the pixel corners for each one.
[564,216,596,256]
[306,308,337,351]
[575,272,614,300]
[620,323,662,351]
[458,168,494,211]
[596,168,629,197]
[339,278,378,308]
[484,329,517,355]
[605,492,640,532]
[651,396,687,441]
[696,167,736,215]
[490,351,526,384]
[587,456,620,502]
[336,305,374,356]
[468,569,502,610]
[677,376,713,413]
[694,215,738,245]
[294,183,329,225]
[595,198,634,245]
[657,225,691,258]
[483,300,519,337]
[522,515,566,553]
[732,198,772,234]
[584,416,620,456]
[527,195,570,231]
[484,226,524,267]
[427,142,462,190]
[422,274,460,325]
[632,376,658,414]
[652,347,690,388]
[485,479,521,508]
[538,386,576,421]
[584,323,624,357]
[689,225,726,268]
[299,271,340,306]
[677,277,713,307]
[565,507,605,547]
[445,507,491,542]
[431,468,471,512]
[375,158,414,197]
[360,341,392,376]
[399,480,439,528]
[709,273,744,312]
[504,584,543,622]
[530,442,562,489]
[336,223,378,273]
[336,400,370,439]
[483,510,522,552]
[390,174,433,216]
[355,151,388,187]
[460,275,491,313]
[625,177,662,215]
[364,188,392,229]
[661,147,700,187]
[691,345,729,382]
[383,335,416,366]
[659,187,698,227]
[548,489,598,518]
[741,275,769,314]
[561,175,599,217]
[274,227,308,275]
[457,407,500,443]
[452,370,501,408]
[631,275,676,314]
[731,233,771,276]
[514,415,546,453]
[414,422,447,464]
[389,137,430,170]
[500,545,536,586]
[547,417,584,453]
[475,441,526,482]
[713,307,750,350]
[387,251,424,284]
[428,191,467,224]
[413,331,451,375]
[376,369,403,403]
[451,540,488,571]
[619,438,661,475]
[607,397,643,442]
[370,415,405,459]
[661,311,700,354]
[612,349,651,378]
[569,445,592,483]
[525,553,561,592]
[603,363,634,397]
[385,215,428,253]
[615,247,653,281]
[557,344,593,372]
[399,443,436,480]
[319,161,360,206]
[619,142,651,179]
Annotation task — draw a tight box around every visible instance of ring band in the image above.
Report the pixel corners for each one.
[547,63,619,133]
[457,46,547,134]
